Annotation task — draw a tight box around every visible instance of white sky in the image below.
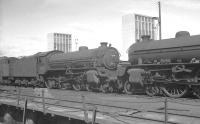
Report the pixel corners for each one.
[0,0,200,60]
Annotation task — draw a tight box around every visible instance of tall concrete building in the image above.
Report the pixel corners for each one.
[122,13,157,57]
[47,33,72,53]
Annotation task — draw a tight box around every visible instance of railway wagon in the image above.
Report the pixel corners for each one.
[125,31,200,98]
[46,42,120,92]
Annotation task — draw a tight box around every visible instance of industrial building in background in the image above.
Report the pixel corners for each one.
[122,13,157,54]
[47,33,72,53]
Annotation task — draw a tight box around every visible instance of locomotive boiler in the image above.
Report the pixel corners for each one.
[126,31,200,98]
[48,42,119,70]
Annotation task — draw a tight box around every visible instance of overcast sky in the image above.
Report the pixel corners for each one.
[0,0,200,59]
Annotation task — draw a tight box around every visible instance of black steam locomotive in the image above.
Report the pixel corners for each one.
[124,31,200,98]
[0,42,121,92]
[1,31,200,98]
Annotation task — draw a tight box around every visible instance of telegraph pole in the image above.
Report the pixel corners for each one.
[158,1,162,40]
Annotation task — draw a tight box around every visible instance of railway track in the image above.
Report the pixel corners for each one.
[0,86,200,124]
[1,84,199,100]
[1,85,200,108]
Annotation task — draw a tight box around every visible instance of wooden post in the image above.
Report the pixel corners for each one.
[42,89,45,114]
[92,106,97,124]
[82,95,88,123]
[164,98,168,124]
[23,97,28,124]
[17,86,20,106]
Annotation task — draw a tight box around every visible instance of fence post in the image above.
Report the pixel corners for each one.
[23,97,28,124]
[82,95,88,123]
[17,86,20,106]
[42,89,46,114]
[164,98,168,124]
[92,106,97,124]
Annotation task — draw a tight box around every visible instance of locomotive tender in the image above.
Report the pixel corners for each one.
[1,31,200,98]
[0,51,63,87]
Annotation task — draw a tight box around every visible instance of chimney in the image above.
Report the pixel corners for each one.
[100,42,108,47]
[141,35,151,42]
